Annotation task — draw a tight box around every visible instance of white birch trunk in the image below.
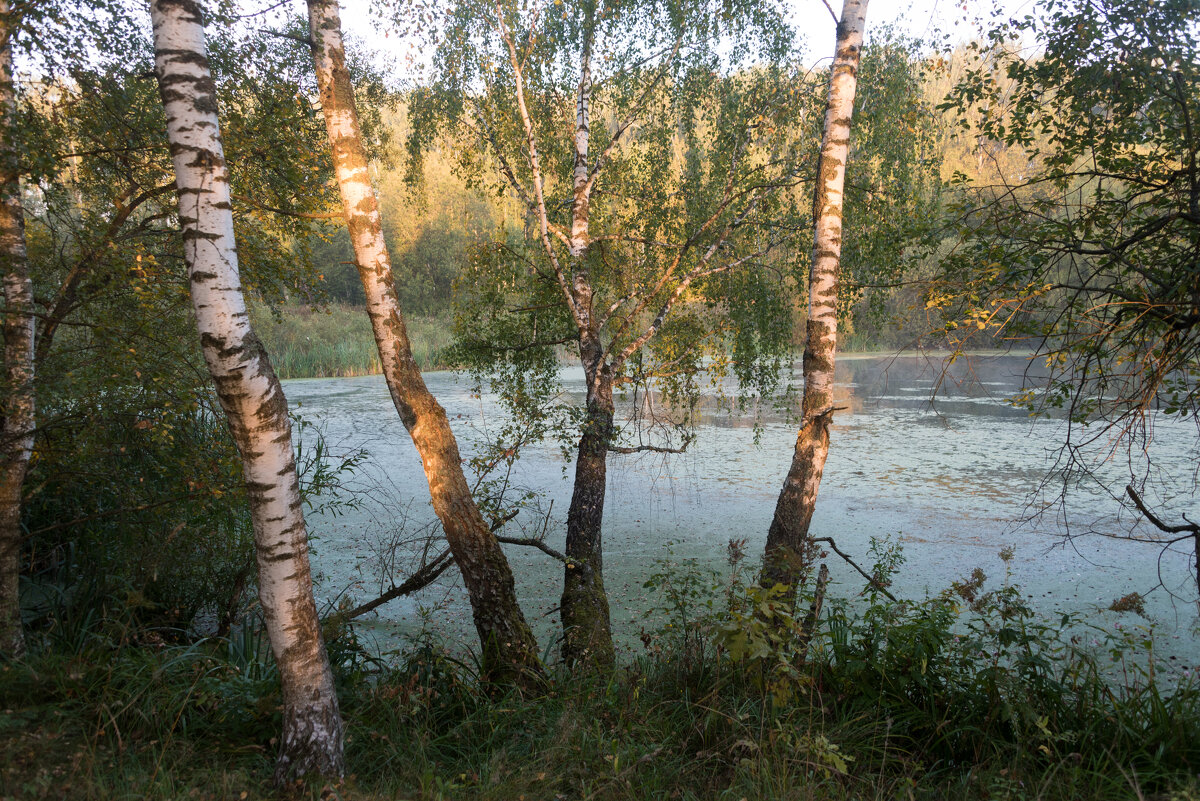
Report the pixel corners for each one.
[0,0,32,658]
[569,20,593,260]
[306,0,541,685]
[761,0,868,599]
[557,8,617,670]
[148,0,343,779]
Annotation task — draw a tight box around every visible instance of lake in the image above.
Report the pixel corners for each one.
[285,353,1200,666]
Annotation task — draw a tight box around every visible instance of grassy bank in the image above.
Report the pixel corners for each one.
[3,556,1199,801]
[251,305,456,379]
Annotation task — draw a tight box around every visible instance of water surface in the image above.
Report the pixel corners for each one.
[286,354,1200,664]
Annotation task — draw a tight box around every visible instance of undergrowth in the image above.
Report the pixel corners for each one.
[2,543,1199,801]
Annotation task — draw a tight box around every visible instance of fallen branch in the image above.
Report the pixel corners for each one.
[495,534,581,569]
[607,443,687,455]
[810,536,897,602]
[340,548,455,621]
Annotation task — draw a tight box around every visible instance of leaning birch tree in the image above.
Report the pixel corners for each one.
[304,0,541,685]
[0,0,33,658]
[149,0,342,780]
[760,0,868,600]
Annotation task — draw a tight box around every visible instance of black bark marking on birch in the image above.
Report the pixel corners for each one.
[155,48,209,67]
[155,0,204,22]
[760,0,867,612]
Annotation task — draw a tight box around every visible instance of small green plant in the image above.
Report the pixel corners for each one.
[716,536,906,706]
[641,542,733,677]
[717,581,813,706]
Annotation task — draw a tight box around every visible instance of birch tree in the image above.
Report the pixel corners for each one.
[0,0,32,658]
[304,0,541,685]
[760,0,868,601]
[149,0,342,779]
[412,0,810,668]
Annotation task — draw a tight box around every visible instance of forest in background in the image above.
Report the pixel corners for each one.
[1,0,1198,798]
[255,60,1011,377]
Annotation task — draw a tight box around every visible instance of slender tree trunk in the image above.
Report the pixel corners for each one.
[149,0,342,780]
[761,0,868,602]
[0,0,32,658]
[568,12,593,259]
[306,0,541,686]
[561,336,615,668]
[558,7,617,670]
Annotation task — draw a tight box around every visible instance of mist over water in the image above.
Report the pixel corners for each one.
[286,354,1200,665]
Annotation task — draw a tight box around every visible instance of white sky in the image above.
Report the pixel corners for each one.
[335,0,1032,80]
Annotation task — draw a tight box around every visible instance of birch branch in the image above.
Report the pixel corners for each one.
[496,534,580,568]
[810,537,897,602]
[338,549,455,621]
[494,2,586,329]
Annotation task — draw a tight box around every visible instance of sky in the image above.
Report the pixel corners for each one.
[335,0,1032,79]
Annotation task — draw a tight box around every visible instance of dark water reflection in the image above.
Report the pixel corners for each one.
[286,353,1200,664]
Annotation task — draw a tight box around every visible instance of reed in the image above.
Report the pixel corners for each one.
[251,304,457,379]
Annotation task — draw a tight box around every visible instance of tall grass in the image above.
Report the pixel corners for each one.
[251,304,456,379]
[5,554,1200,800]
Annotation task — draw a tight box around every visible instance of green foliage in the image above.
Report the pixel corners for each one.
[718,537,902,707]
[815,556,1184,770]
[640,546,727,676]
[250,304,457,379]
[11,9,399,645]
[22,401,363,642]
[840,29,944,324]
[405,1,947,463]
[451,233,583,454]
[717,581,813,706]
[312,102,505,316]
[24,403,251,635]
[6,552,1200,800]
[407,0,817,451]
[929,0,1200,445]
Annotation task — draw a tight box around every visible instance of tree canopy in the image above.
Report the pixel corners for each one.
[410,0,812,429]
[931,0,1200,474]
